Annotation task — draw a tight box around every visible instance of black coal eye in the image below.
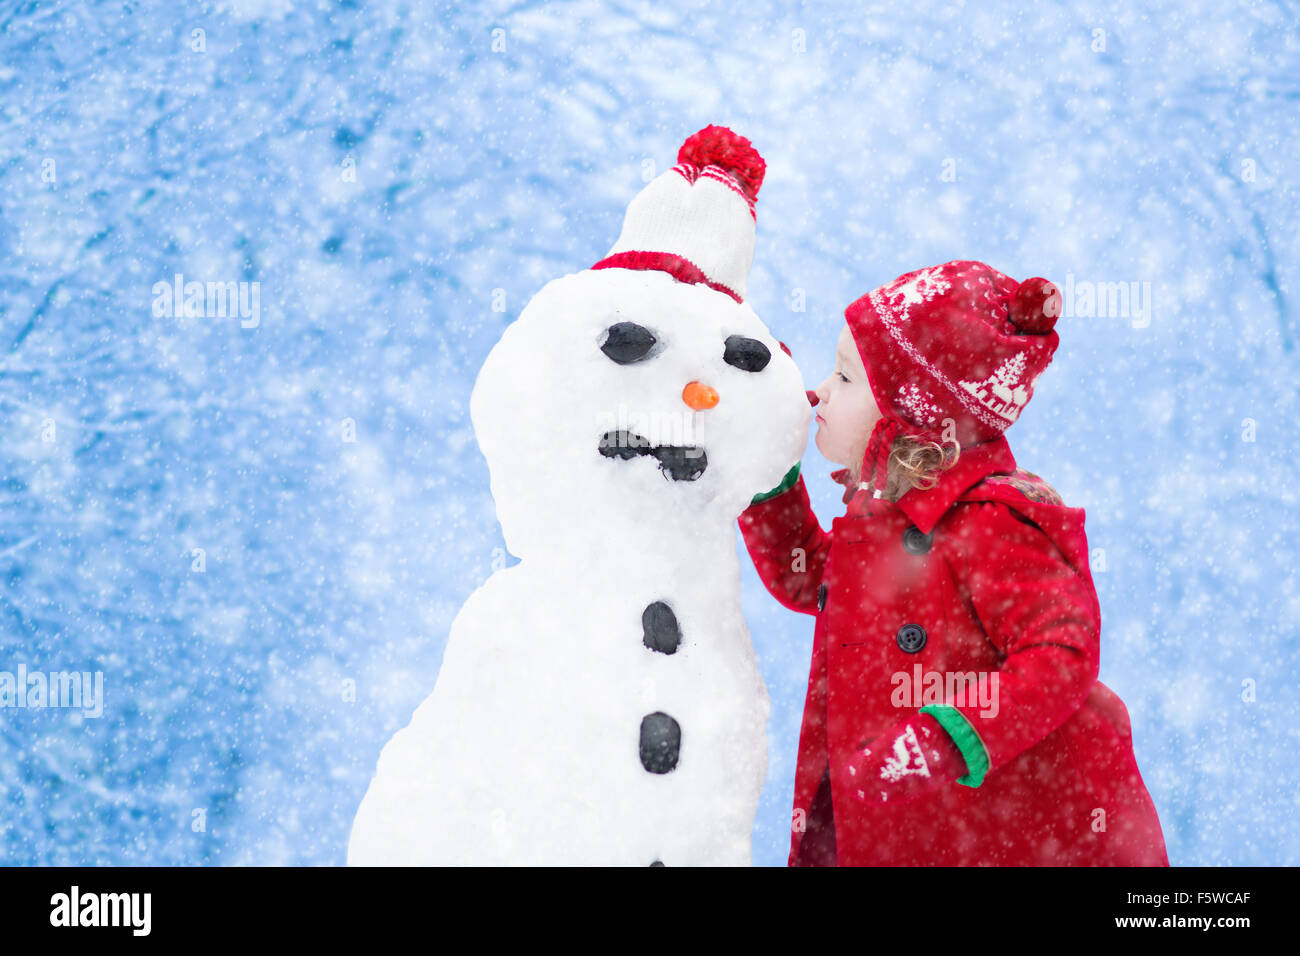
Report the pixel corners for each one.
[723,335,771,373]
[600,322,657,364]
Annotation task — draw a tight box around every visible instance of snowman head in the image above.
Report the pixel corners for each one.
[472,268,810,559]
[470,127,811,560]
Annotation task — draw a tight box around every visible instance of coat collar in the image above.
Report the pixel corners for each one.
[830,433,1018,535]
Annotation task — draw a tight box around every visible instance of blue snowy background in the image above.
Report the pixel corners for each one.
[1,0,1296,865]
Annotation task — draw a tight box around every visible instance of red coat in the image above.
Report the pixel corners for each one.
[739,434,1169,866]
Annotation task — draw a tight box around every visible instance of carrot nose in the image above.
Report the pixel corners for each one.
[682,381,719,410]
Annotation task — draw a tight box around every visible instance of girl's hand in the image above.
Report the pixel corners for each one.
[844,713,969,806]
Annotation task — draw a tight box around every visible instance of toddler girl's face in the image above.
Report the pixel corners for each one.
[813,324,882,468]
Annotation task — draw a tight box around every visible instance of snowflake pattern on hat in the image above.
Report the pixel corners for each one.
[885,265,951,315]
[895,382,945,428]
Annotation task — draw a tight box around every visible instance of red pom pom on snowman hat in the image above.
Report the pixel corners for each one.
[677,125,766,201]
[593,125,768,302]
[1009,277,1062,335]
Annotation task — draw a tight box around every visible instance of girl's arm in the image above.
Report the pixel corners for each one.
[924,499,1103,783]
[738,464,832,616]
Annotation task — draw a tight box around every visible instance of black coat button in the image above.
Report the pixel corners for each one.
[896,623,927,653]
[902,525,933,555]
[817,583,827,612]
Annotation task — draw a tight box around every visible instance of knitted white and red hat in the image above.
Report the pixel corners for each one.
[591,125,765,303]
[844,260,1063,500]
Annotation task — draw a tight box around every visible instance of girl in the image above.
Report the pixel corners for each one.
[740,260,1169,866]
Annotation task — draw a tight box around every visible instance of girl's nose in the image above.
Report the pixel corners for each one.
[682,381,719,410]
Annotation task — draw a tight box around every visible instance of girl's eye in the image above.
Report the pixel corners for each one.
[600,322,657,364]
[838,371,849,383]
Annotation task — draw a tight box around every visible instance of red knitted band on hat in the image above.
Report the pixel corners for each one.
[590,250,743,303]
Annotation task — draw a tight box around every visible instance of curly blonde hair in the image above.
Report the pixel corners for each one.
[849,431,962,502]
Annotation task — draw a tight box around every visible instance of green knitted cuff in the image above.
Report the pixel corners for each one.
[920,703,990,789]
[749,461,801,505]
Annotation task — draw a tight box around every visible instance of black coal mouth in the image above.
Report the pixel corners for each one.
[598,430,708,482]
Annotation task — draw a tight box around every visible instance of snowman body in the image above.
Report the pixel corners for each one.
[348,530,768,866]
[349,131,810,865]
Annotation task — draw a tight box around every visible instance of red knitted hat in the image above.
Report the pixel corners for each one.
[844,260,1062,500]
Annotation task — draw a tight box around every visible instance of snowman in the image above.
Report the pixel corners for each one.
[348,126,811,866]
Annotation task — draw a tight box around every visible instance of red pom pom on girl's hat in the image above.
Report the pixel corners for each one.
[1009,277,1062,335]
